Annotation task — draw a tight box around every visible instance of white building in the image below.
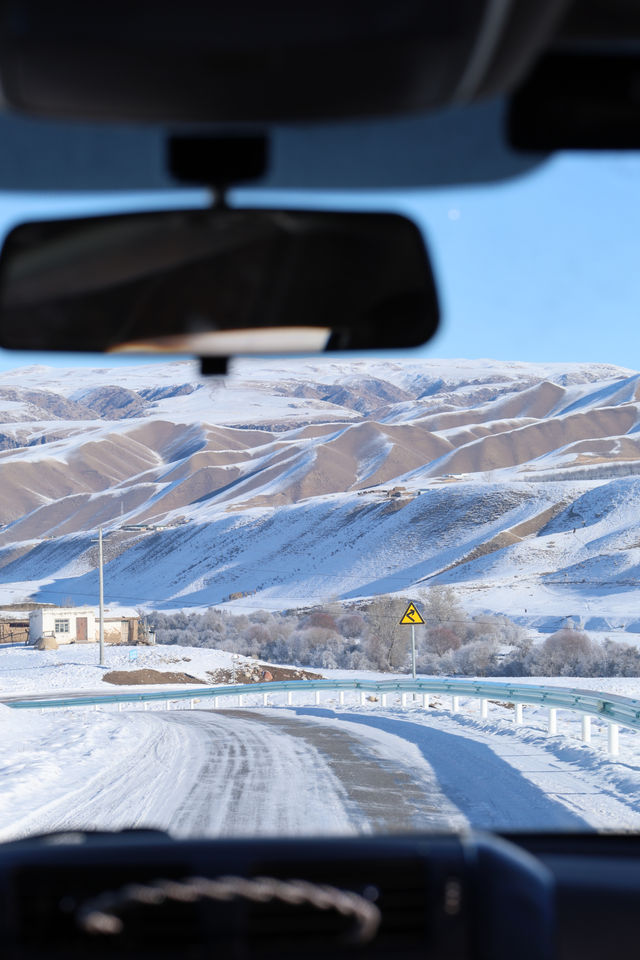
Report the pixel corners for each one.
[29,607,145,645]
[29,607,96,645]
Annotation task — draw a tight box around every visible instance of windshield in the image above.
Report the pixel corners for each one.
[1,153,640,840]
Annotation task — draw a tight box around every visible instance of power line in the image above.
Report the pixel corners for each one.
[11,583,629,629]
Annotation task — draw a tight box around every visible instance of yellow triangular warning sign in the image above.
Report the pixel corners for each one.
[399,602,424,625]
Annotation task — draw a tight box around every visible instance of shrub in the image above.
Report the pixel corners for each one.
[529,628,603,676]
[452,639,499,676]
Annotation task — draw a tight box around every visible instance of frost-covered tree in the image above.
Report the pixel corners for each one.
[600,639,640,677]
[469,614,528,650]
[364,596,412,671]
[337,612,367,639]
[451,639,499,676]
[528,628,603,676]
[420,586,468,642]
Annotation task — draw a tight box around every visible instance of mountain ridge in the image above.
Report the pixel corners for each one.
[0,357,638,630]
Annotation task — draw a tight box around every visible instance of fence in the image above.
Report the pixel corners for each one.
[4,677,640,756]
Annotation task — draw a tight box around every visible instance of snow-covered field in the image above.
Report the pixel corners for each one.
[1,642,640,841]
[0,641,241,697]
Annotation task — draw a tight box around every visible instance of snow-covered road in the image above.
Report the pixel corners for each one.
[288,708,640,831]
[0,708,465,841]
[2,705,640,842]
[23,710,363,838]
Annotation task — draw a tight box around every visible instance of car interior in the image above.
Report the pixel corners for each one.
[0,1,639,957]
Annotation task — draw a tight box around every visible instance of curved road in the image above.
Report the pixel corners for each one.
[12,708,466,839]
[8,707,640,840]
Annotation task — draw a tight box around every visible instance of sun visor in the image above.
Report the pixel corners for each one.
[0,0,565,124]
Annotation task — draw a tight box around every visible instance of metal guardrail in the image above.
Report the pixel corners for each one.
[4,677,640,755]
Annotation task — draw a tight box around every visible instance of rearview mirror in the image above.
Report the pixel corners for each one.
[0,207,439,355]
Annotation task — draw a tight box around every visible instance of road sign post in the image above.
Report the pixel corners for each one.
[411,625,416,680]
[399,602,424,681]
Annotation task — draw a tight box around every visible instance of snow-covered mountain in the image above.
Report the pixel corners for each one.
[1,356,640,629]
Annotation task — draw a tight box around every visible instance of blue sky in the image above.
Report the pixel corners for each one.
[410,153,640,367]
[0,151,638,372]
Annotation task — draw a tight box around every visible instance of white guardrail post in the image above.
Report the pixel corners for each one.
[548,708,558,735]
[608,723,620,756]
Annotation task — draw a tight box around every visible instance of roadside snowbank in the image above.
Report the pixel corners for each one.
[0,708,165,841]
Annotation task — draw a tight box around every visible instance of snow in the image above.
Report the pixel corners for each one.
[0,708,171,842]
[287,703,640,831]
[0,357,632,416]
[2,356,640,623]
[0,709,365,842]
[0,644,640,838]
[3,359,640,835]
[0,642,249,697]
[4,482,559,612]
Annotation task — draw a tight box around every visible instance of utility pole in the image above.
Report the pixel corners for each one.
[98,526,105,666]
[91,527,106,666]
